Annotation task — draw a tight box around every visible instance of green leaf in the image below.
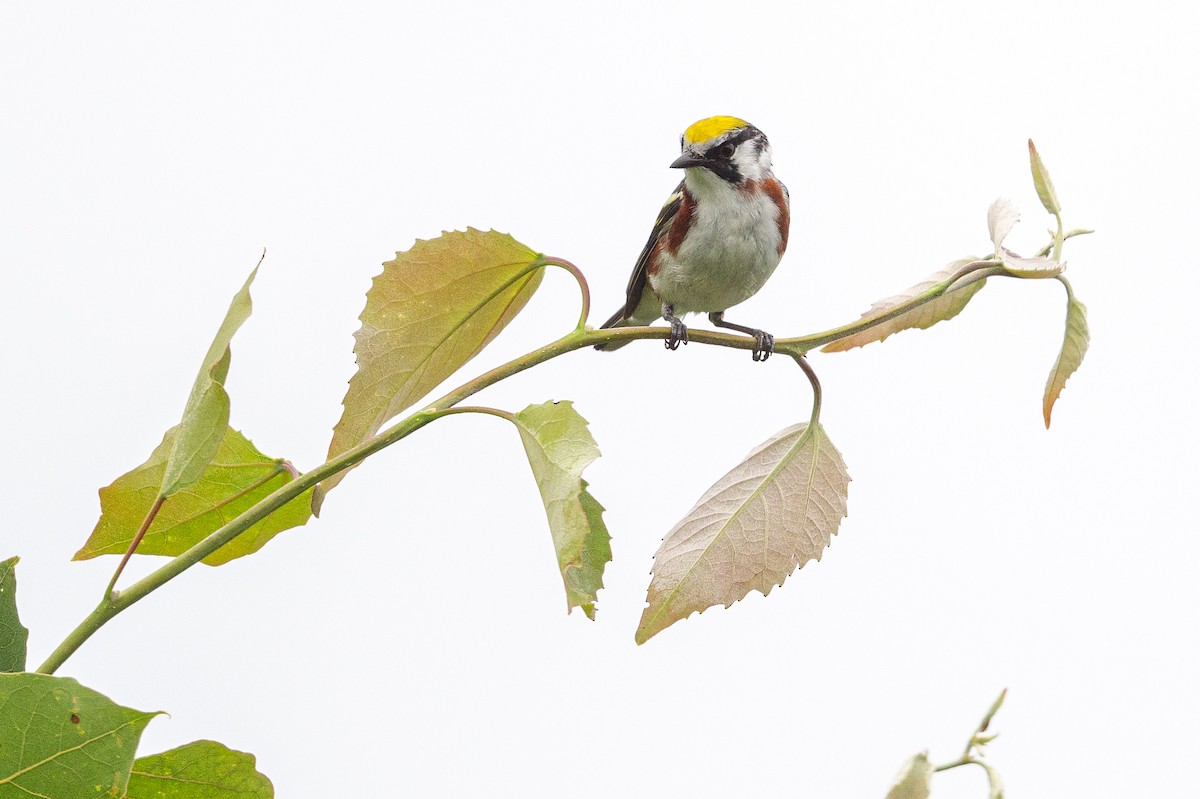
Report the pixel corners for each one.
[314,229,544,513]
[512,401,611,619]
[0,673,160,799]
[75,426,311,566]
[636,423,850,643]
[884,752,933,799]
[161,264,259,497]
[1028,139,1061,216]
[0,558,28,673]
[822,259,987,352]
[1043,280,1090,428]
[126,740,273,799]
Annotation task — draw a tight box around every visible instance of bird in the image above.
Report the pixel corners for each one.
[595,115,790,361]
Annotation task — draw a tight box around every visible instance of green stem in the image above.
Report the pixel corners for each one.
[933,756,975,772]
[1052,212,1065,262]
[35,255,1056,673]
[791,354,822,429]
[1036,227,1093,258]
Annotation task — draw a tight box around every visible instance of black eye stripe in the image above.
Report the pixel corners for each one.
[710,127,761,157]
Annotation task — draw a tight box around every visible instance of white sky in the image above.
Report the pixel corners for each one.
[2,2,1197,796]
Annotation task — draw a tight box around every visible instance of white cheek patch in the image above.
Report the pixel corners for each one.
[732,141,772,182]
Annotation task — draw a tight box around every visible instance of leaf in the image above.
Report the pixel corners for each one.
[822,259,987,352]
[884,752,933,799]
[1043,284,1090,428]
[987,198,1020,251]
[512,401,611,619]
[636,423,850,643]
[126,740,273,799]
[981,761,1005,799]
[1028,139,1061,216]
[0,673,160,798]
[314,229,544,512]
[75,426,311,567]
[0,558,27,673]
[161,264,259,497]
[999,248,1064,277]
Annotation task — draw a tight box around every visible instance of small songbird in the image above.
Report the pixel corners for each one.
[595,115,790,361]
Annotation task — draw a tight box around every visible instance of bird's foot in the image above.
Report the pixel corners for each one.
[666,317,689,350]
[751,330,774,362]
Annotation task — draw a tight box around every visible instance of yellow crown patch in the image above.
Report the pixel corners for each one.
[683,116,750,145]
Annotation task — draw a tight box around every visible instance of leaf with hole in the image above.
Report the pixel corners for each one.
[0,674,160,798]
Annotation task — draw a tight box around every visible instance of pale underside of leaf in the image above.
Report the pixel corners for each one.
[822,259,986,352]
[161,265,258,497]
[76,425,311,566]
[636,422,850,643]
[316,229,543,510]
[513,401,611,619]
[1043,291,1089,427]
[1000,247,1064,277]
[987,198,1020,251]
[885,752,934,799]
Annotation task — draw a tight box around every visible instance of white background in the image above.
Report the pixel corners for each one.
[2,2,1197,796]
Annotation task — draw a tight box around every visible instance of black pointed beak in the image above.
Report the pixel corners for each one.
[670,153,706,169]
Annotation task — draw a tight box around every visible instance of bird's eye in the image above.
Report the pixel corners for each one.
[720,142,736,159]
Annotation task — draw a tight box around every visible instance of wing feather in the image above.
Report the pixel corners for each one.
[605,183,684,325]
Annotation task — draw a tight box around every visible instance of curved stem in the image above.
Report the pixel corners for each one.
[790,354,822,429]
[430,405,515,422]
[537,255,591,332]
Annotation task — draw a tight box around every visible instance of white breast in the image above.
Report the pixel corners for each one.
[649,175,786,316]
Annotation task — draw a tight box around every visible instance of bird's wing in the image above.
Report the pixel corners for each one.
[618,182,685,320]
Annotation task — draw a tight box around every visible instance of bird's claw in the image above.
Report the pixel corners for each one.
[666,319,689,350]
[751,331,774,362]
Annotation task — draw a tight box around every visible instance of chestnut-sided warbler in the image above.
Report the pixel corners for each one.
[595,115,790,361]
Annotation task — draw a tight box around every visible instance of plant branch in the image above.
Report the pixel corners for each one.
[38,253,1069,673]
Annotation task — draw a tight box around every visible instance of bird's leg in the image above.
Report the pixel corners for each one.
[661,304,688,350]
[708,311,774,362]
